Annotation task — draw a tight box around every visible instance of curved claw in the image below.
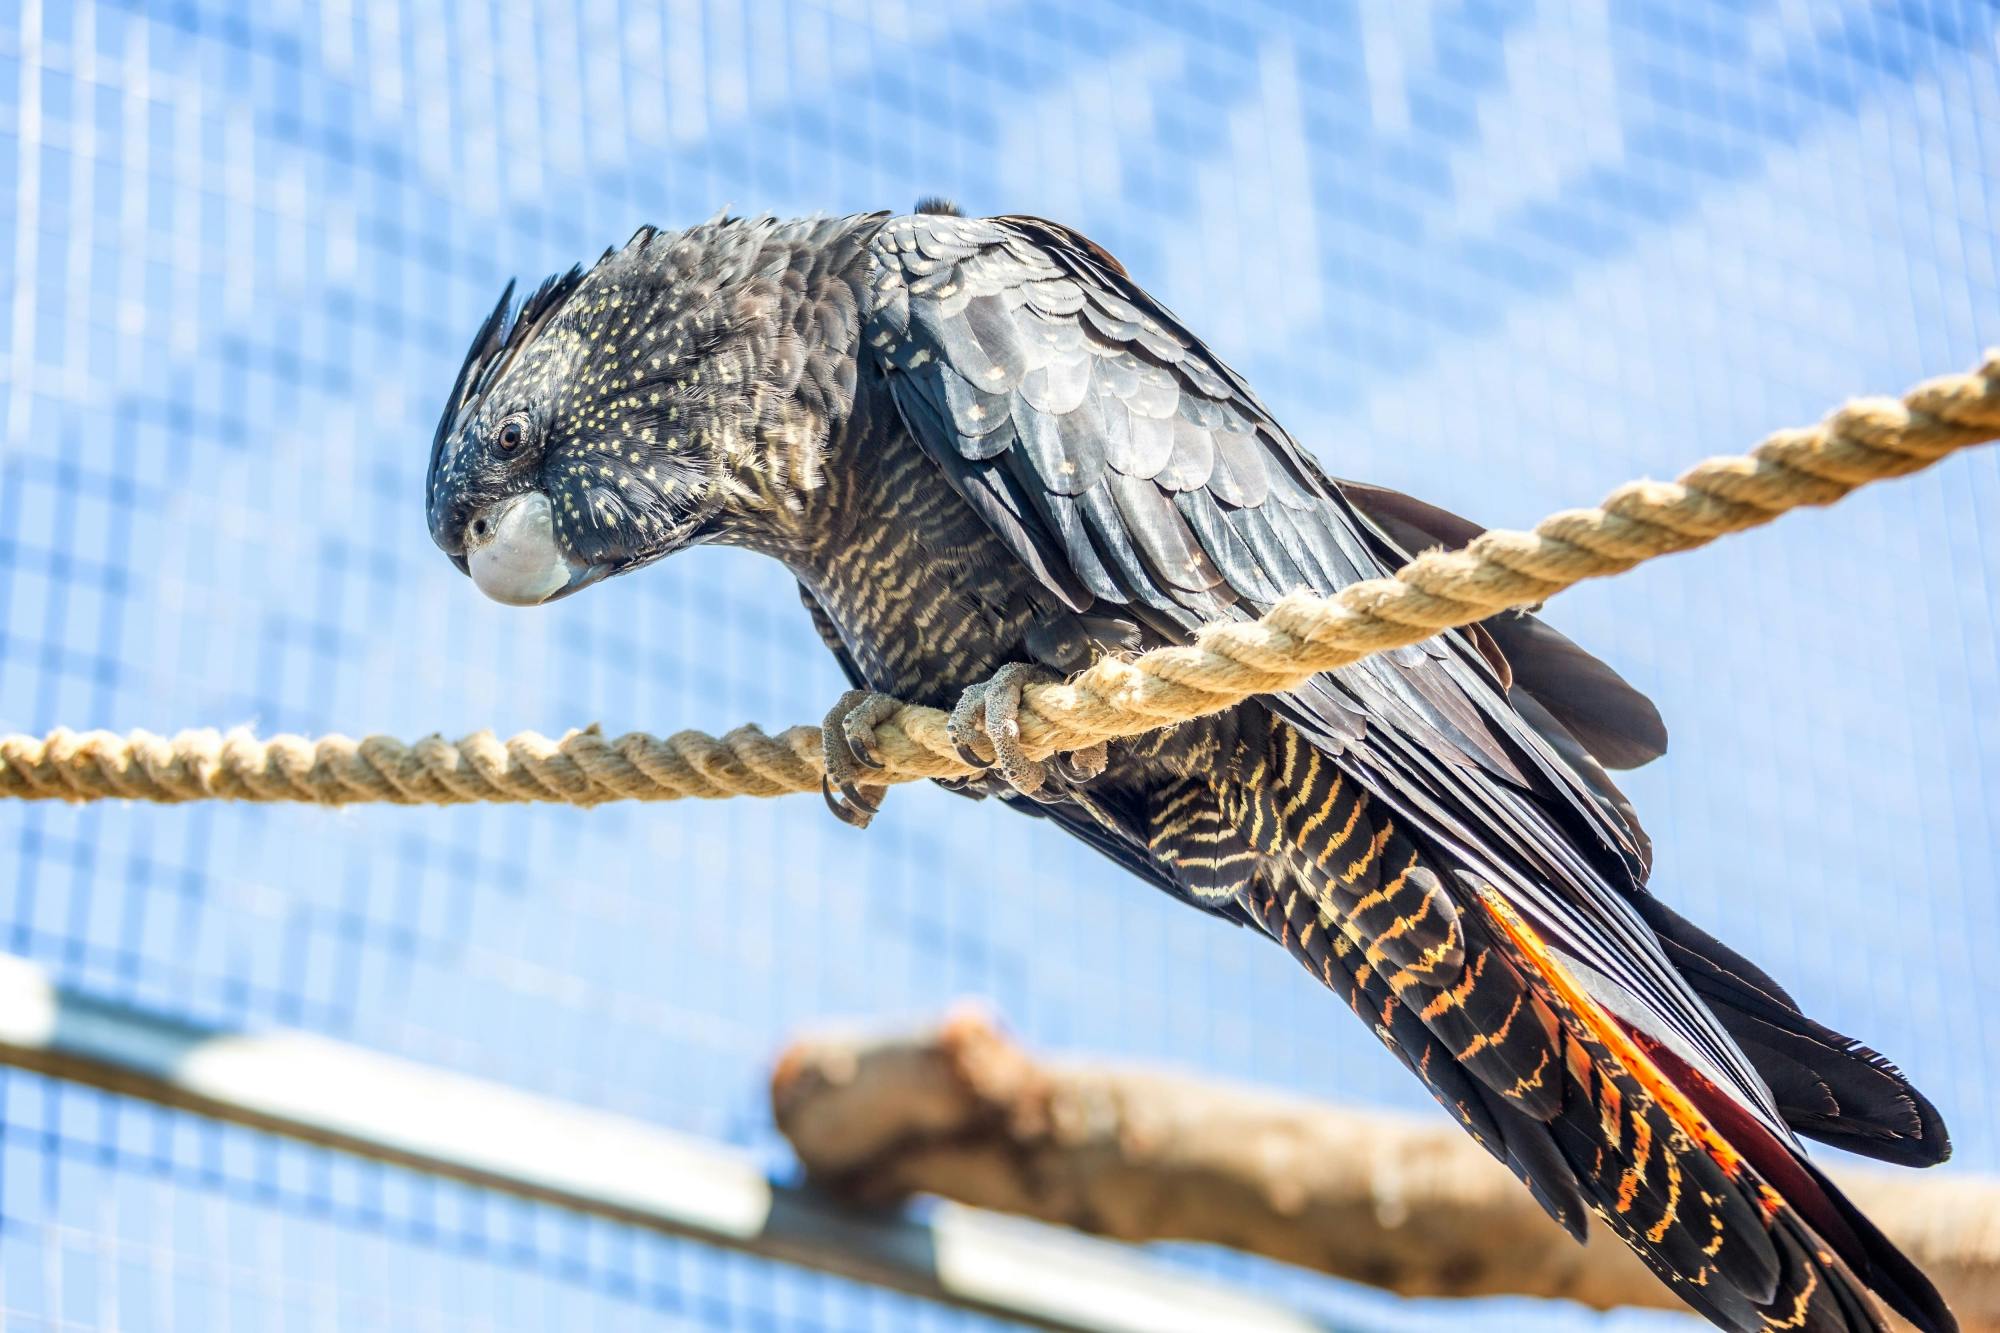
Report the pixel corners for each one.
[842,714,889,771]
[843,782,883,819]
[821,775,880,829]
[821,689,899,828]
[835,690,901,771]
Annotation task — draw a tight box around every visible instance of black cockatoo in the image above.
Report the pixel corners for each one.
[426,207,1955,1333]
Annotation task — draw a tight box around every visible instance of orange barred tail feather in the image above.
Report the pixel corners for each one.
[1258,744,1568,1124]
[1477,887,1957,1333]
[1216,723,1950,1330]
[1244,879,1594,1241]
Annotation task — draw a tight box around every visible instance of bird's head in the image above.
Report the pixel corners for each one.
[427,219,850,604]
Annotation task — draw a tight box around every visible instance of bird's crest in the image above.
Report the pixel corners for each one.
[426,263,590,503]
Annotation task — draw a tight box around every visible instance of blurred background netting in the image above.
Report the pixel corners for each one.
[1,1,1997,1329]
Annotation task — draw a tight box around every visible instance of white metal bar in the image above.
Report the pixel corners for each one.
[0,952,1339,1333]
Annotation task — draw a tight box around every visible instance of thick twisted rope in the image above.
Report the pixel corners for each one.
[7,352,2000,807]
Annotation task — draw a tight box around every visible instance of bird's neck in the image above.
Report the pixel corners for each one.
[716,366,1044,704]
[684,223,893,568]
[704,356,907,574]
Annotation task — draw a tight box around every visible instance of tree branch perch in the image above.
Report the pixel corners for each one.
[771,1010,2000,1329]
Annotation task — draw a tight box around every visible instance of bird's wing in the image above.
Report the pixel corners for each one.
[1324,478,1662,873]
[862,210,1746,1094]
[860,213,1952,1331]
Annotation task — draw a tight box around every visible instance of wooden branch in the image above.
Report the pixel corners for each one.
[771,1008,2000,1330]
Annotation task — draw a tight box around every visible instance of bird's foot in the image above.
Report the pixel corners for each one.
[946,663,1107,800]
[820,689,899,829]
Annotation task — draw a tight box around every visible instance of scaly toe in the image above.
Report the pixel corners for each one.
[946,683,995,768]
[983,665,1050,797]
[1051,741,1108,785]
[841,692,902,771]
[991,738,1045,795]
[820,689,895,827]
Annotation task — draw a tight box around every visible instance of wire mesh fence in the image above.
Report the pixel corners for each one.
[1,2,1997,1329]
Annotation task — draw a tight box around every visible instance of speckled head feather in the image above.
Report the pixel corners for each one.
[425,214,883,594]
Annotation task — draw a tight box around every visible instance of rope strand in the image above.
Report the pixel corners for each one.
[6,352,1999,806]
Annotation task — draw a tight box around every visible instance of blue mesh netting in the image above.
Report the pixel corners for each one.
[2,3,1996,1329]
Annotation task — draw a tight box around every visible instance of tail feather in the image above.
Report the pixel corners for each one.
[1244,879,1590,1241]
[1796,1153,1957,1333]
[1253,740,1567,1122]
[1476,1077,1590,1243]
[1481,887,1957,1333]
[1638,895,1952,1167]
[1217,723,1953,1331]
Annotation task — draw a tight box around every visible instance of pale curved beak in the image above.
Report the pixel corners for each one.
[463,492,607,605]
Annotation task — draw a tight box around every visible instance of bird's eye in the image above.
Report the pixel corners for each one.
[496,417,529,453]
